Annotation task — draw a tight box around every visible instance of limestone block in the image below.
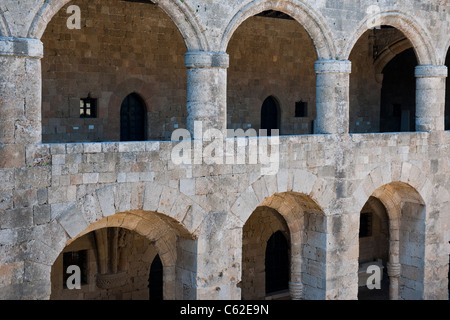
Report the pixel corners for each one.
[56,204,88,239]
[292,169,317,195]
[114,183,132,212]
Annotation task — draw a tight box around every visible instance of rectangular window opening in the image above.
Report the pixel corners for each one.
[295,101,308,118]
[80,97,97,118]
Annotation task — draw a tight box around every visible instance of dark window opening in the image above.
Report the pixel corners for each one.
[359,213,373,238]
[148,254,163,300]
[63,250,88,288]
[295,101,308,118]
[265,231,289,295]
[80,96,97,118]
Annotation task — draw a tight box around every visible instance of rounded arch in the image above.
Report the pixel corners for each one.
[373,38,413,79]
[231,168,332,227]
[53,210,196,300]
[352,162,430,215]
[220,0,336,60]
[26,0,207,51]
[342,11,437,65]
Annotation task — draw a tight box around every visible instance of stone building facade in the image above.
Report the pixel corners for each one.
[0,0,449,300]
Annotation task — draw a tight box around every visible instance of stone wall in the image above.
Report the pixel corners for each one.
[227,15,316,135]
[41,0,187,143]
[0,0,449,301]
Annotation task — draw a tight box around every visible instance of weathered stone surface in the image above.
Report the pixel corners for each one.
[0,0,449,302]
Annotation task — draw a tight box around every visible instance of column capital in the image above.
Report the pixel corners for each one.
[315,59,352,74]
[0,37,43,59]
[185,51,229,69]
[415,65,448,78]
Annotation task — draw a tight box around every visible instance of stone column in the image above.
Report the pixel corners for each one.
[0,37,43,167]
[387,262,401,300]
[314,60,352,134]
[388,218,401,300]
[185,51,229,136]
[415,65,448,132]
[0,37,50,300]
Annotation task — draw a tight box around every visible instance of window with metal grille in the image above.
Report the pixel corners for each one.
[63,250,88,288]
[359,213,373,238]
[80,96,97,118]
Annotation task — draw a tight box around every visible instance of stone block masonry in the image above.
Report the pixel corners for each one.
[0,0,449,301]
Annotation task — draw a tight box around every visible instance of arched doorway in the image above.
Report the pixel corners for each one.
[357,197,390,300]
[261,96,280,136]
[148,254,163,300]
[356,182,426,300]
[120,93,146,141]
[265,231,289,295]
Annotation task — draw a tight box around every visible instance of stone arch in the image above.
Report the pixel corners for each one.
[52,210,196,300]
[342,11,437,65]
[373,38,413,82]
[220,0,336,60]
[352,162,431,300]
[31,181,205,299]
[26,0,207,51]
[231,168,333,226]
[352,162,430,213]
[234,169,330,300]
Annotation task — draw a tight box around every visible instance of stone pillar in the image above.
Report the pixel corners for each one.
[388,218,401,300]
[0,37,50,300]
[314,60,352,134]
[0,37,43,168]
[387,262,401,300]
[185,51,229,136]
[415,65,448,132]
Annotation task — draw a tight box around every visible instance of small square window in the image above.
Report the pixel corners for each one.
[295,101,308,118]
[80,96,97,118]
[359,213,373,238]
[63,250,88,288]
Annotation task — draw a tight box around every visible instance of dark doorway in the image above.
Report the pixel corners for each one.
[261,96,280,136]
[380,48,417,133]
[265,231,289,295]
[120,93,146,141]
[148,254,163,300]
